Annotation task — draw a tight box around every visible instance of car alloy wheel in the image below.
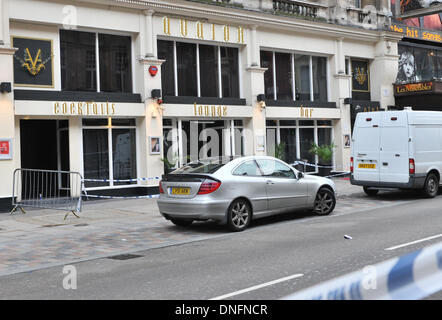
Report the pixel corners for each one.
[313,188,336,216]
[227,199,251,232]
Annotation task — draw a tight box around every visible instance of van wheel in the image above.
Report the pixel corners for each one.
[363,187,379,197]
[422,173,439,198]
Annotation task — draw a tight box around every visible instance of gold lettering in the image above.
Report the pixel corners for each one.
[54,102,60,114]
[212,24,216,41]
[180,19,188,37]
[101,103,105,115]
[86,102,91,115]
[198,105,203,116]
[224,25,230,42]
[217,105,222,118]
[78,102,83,115]
[223,106,227,116]
[163,16,171,35]
[204,105,209,116]
[211,105,216,117]
[62,102,67,114]
[196,21,204,40]
[237,26,244,44]
[194,102,197,116]
[111,103,116,115]
[93,103,98,115]
[70,102,75,114]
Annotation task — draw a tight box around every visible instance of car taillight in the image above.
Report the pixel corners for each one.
[159,181,165,194]
[409,159,415,175]
[198,179,221,195]
[350,157,354,173]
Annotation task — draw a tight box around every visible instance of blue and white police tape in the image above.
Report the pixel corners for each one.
[283,241,442,300]
[82,194,159,200]
[292,161,334,169]
[82,177,161,183]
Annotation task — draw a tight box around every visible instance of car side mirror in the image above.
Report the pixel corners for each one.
[297,172,304,179]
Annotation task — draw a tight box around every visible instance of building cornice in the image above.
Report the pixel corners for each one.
[72,0,396,43]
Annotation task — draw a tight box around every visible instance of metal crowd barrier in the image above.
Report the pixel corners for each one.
[10,168,83,219]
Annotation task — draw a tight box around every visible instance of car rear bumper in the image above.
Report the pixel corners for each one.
[157,197,231,223]
[350,174,426,189]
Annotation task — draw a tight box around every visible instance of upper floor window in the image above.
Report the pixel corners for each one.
[260,50,328,102]
[158,40,240,98]
[60,30,132,93]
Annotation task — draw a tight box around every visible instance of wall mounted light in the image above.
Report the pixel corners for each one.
[0,82,11,93]
[257,94,266,111]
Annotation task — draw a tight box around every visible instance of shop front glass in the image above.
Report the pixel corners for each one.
[162,119,245,170]
[83,118,137,188]
[266,120,333,172]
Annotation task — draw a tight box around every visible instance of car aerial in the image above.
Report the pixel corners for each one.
[157,155,337,232]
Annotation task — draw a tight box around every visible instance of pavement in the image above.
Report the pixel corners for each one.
[0,178,398,278]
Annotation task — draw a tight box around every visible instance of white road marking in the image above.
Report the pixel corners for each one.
[385,234,442,251]
[209,273,304,300]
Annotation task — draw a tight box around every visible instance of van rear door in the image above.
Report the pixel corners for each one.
[353,112,381,183]
[379,112,410,183]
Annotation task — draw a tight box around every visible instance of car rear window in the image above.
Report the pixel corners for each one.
[172,157,237,174]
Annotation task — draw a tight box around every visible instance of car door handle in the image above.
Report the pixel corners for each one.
[266,180,275,185]
[395,154,400,157]
[358,153,367,157]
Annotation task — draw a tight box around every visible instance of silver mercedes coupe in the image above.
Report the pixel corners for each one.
[157,156,337,232]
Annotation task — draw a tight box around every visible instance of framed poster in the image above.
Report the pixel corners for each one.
[150,136,161,155]
[351,59,370,93]
[344,134,351,148]
[0,139,13,160]
[12,36,54,88]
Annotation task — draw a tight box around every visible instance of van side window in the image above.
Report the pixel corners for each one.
[233,161,262,176]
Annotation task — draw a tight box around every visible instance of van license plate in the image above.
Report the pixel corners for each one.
[358,164,376,169]
[171,187,191,195]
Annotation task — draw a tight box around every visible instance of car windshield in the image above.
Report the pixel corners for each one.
[171,156,239,174]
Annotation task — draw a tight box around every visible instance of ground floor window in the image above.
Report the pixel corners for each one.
[266,120,333,172]
[162,118,246,172]
[83,118,137,188]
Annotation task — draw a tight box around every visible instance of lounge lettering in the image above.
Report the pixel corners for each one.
[54,101,116,116]
[193,103,227,118]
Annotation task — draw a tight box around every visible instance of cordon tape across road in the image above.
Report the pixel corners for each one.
[283,241,442,300]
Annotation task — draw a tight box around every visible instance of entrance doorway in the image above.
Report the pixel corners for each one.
[162,119,245,170]
[20,119,70,171]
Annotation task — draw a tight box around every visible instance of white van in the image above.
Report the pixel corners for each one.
[351,108,442,198]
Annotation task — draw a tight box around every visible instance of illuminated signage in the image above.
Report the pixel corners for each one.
[53,102,116,116]
[390,24,442,43]
[395,82,433,94]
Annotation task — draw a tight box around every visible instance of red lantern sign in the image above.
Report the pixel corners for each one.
[149,66,158,77]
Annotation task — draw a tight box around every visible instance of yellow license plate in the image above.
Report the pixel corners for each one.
[171,187,191,195]
[358,163,376,169]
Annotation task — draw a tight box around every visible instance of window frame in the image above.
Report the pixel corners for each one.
[260,49,329,102]
[157,38,242,99]
[265,120,334,173]
[232,160,263,177]
[82,118,138,190]
[60,28,135,93]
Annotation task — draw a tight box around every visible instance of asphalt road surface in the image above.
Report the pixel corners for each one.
[1,190,441,300]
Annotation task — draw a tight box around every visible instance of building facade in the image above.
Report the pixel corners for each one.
[0,0,402,211]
